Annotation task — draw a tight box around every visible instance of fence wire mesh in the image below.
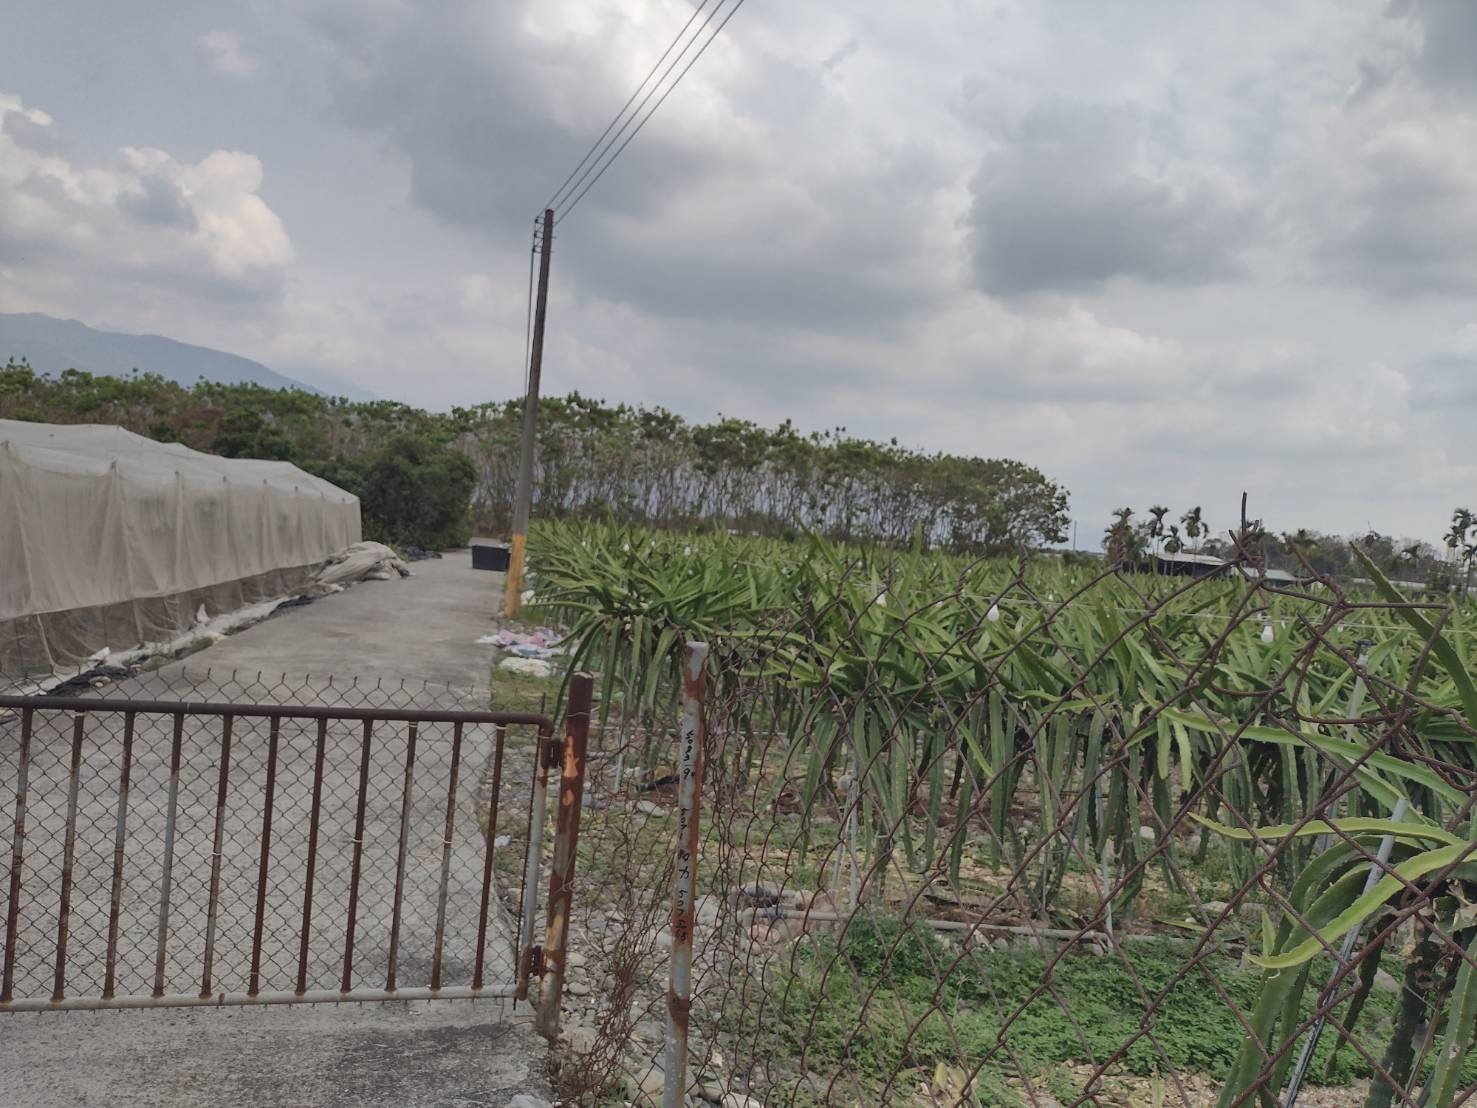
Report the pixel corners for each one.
[535,551,1477,1108]
[0,668,550,1010]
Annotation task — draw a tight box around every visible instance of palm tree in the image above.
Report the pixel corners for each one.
[1180,506,1204,553]
[1449,509,1476,602]
[1163,524,1184,555]
[1104,507,1135,566]
[1147,506,1170,554]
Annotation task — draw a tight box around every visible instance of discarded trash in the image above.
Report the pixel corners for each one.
[494,834,512,848]
[477,628,564,659]
[498,657,553,679]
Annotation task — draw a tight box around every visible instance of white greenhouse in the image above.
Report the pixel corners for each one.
[0,419,360,674]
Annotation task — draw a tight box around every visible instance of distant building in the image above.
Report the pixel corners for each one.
[1140,552,1229,578]
[1139,552,1315,588]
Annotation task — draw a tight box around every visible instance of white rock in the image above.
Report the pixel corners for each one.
[566,980,590,996]
[1137,825,1156,843]
[1203,900,1231,915]
[499,657,553,679]
[634,800,668,816]
[722,1095,764,1108]
[506,1097,553,1108]
[566,951,587,969]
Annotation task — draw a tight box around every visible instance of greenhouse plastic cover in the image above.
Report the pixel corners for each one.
[0,419,361,672]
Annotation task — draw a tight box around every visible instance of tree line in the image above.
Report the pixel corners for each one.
[0,361,1070,553]
[1102,503,1477,594]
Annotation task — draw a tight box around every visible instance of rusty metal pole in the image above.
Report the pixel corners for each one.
[537,671,593,1036]
[663,642,710,1108]
[504,209,555,619]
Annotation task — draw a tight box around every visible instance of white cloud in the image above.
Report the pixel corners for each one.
[0,92,293,306]
[199,29,257,78]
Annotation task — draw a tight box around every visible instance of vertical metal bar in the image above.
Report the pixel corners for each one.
[2,708,34,1003]
[248,716,281,997]
[385,721,418,992]
[153,713,186,997]
[538,672,594,1037]
[199,715,234,997]
[515,722,554,1002]
[51,713,87,1001]
[295,717,328,995]
[340,718,375,993]
[430,721,466,991]
[663,643,710,1108]
[476,726,508,993]
[103,712,137,1000]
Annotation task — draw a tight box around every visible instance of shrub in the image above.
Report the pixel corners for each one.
[313,433,475,551]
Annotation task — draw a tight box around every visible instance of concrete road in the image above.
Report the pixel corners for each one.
[0,554,554,1107]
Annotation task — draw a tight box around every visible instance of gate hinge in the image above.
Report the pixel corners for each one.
[541,736,564,771]
[527,945,545,978]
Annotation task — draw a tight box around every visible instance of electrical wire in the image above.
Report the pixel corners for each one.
[554,0,748,226]
[541,0,719,214]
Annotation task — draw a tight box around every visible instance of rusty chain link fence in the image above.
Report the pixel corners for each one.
[0,667,557,1013]
[535,557,1477,1108]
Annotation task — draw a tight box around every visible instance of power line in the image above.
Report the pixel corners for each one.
[554,0,748,226]
[542,0,719,214]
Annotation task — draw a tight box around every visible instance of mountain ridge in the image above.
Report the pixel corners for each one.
[0,312,360,396]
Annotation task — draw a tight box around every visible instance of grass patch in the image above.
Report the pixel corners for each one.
[754,916,1430,1102]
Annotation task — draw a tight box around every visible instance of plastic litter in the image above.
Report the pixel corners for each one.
[476,628,564,659]
[498,656,553,679]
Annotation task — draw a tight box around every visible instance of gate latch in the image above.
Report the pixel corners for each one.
[527,945,545,978]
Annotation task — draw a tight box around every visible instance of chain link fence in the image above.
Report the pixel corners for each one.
[539,561,1477,1108]
[0,667,553,1012]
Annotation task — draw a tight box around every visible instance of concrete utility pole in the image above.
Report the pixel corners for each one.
[504,208,555,618]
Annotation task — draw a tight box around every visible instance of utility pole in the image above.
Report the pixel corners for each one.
[504,208,554,618]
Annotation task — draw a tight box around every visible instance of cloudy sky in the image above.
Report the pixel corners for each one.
[3,1,1476,548]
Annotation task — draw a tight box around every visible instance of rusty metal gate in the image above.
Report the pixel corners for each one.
[0,675,592,1016]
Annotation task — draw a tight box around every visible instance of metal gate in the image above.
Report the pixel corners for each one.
[0,675,591,1016]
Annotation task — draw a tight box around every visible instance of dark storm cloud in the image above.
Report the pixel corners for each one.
[118,175,198,230]
[310,0,954,334]
[967,101,1248,297]
[1390,0,1477,91]
[311,1,728,245]
[1320,127,1477,296]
